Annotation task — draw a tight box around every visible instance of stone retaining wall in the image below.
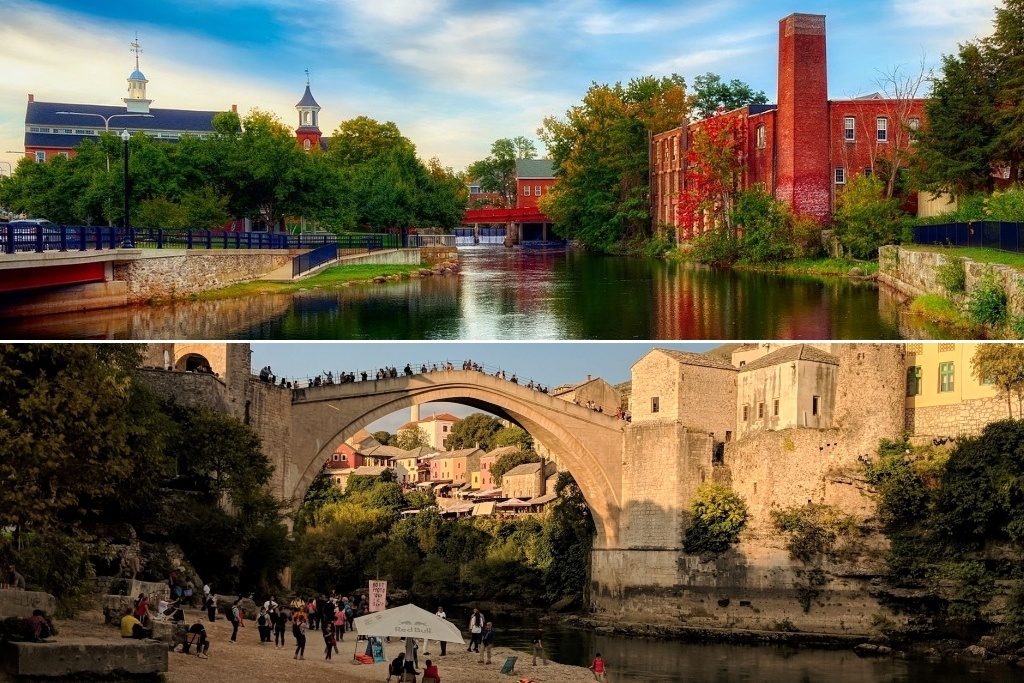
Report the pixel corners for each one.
[112,250,300,304]
[906,395,1013,438]
[0,639,167,677]
[878,245,1024,316]
[0,590,56,618]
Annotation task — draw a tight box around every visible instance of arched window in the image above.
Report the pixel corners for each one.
[303,139,311,151]
[756,124,766,150]
[174,353,212,373]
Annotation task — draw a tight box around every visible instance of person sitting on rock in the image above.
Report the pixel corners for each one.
[27,609,50,641]
[186,622,210,658]
[121,607,150,639]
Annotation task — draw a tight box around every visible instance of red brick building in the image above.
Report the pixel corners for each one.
[651,13,925,241]
[515,159,556,209]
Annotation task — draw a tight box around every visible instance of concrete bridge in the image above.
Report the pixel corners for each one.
[286,371,625,547]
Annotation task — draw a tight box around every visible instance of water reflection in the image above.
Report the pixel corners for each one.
[0,247,948,340]
[445,608,1012,683]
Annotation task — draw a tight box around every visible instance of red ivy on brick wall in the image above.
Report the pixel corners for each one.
[675,113,747,240]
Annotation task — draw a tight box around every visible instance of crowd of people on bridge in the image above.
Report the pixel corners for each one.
[261,360,558,395]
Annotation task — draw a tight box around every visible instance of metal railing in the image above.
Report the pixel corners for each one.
[406,234,457,247]
[293,242,339,278]
[911,221,1024,253]
[0,225,391,255]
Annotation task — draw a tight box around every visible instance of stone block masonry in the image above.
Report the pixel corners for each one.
[0,639,167,677]
[112,249,300,304]
[878,245,1024,317]
[0,590,56,619]
[907,395,1014,438]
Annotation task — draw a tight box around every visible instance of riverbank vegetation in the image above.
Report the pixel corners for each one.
[865,415,1024,647]
[0,345,290,616]
[0,111,466,234]
[195,263,431,300]
[292,466,595,607]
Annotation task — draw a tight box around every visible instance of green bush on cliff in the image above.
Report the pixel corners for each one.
[771,503,858,563]
[682,483,748,554]
[966,268,1008,327]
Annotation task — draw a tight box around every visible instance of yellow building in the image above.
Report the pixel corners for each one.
[904,343,1006,438]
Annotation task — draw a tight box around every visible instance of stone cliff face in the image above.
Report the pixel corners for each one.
[591,345,906,635]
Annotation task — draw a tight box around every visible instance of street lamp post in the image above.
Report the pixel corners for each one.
[53,112,154,171]
[120,129,133,249]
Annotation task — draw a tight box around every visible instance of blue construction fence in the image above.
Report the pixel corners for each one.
[911,221,1024,253]
[0,225,393,255]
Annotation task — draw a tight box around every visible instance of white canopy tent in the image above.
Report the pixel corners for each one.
[353,603,465,644]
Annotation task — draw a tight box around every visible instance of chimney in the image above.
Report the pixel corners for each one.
[776,13,830,223]
[28,94,34,102]
[231,104,237,113]
[586,374,592,381]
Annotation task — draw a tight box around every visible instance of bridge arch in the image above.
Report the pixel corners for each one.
[287,371,624,548]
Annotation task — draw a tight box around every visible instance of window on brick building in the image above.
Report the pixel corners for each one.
[535,185,541,196]
[877,117,888,142]
[939,362,954,393]
[756,124,766,149]
[651,397,660,413]
[773,398,779,416]
[812,396,821,416]
[834,167,846,185]
[303,139,311,150]
[844,116,855,141]
[907,366,922,396]
[35,151,45,163]
[524,186,531,196]
[908,117,921,143]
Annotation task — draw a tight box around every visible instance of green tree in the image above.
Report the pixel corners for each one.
[538,75,689,251]
[372,431,394,446]
[394,425,430,450]
[913,43,998,195]
[682,483,747,554]
[296,467,344,529]
[490,450,541,485]
[466,136,538,208]
[492,426,534,451]
[986,0,1024,185]
[445,412,504,451]
[832,175,909,258]
[0,344,172,536]
[971,344,1024,418]
[691,72,768,120]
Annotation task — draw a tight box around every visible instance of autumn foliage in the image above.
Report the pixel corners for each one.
[676,113,747,239]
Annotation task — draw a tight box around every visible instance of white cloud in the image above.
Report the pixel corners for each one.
[580,0,736,35]
[646,47,759,77]
[891,0,993,30]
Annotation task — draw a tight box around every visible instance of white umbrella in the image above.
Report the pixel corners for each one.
[353,603,465,644]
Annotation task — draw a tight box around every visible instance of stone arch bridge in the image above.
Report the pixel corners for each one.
[282,371,625,547]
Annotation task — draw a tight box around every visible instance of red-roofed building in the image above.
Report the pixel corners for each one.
[398,410,462,451]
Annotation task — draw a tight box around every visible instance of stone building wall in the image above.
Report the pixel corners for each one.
[112,250,299,303]
[878,245,1024,317]
[245,379,295,505]
[907,395,1013,438]
[137,370,233,414]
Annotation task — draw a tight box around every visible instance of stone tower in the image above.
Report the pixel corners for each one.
[775,13,830,223]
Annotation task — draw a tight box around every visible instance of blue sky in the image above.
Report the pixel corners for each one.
[251,341,714,431]
[0,0,997,175]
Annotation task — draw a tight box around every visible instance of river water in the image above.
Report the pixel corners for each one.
[445,608,1015,683]
[0,247,948,340]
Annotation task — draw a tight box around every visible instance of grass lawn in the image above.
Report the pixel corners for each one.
[907,294,978,334]
[733,257,879,277]
[902,245,1024,271]
[196,263,426,300]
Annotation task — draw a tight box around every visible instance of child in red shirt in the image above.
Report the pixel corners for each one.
[590,653,606,681]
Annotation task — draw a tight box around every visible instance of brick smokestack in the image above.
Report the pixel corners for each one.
[776,14,830,223]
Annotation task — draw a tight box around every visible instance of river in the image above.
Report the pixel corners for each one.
[0,247,949,340]
[444,608,1016,683]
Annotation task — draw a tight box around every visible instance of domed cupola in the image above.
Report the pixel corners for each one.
[124,36,152,114]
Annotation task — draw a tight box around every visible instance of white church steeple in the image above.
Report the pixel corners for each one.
[124,35,152,114]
